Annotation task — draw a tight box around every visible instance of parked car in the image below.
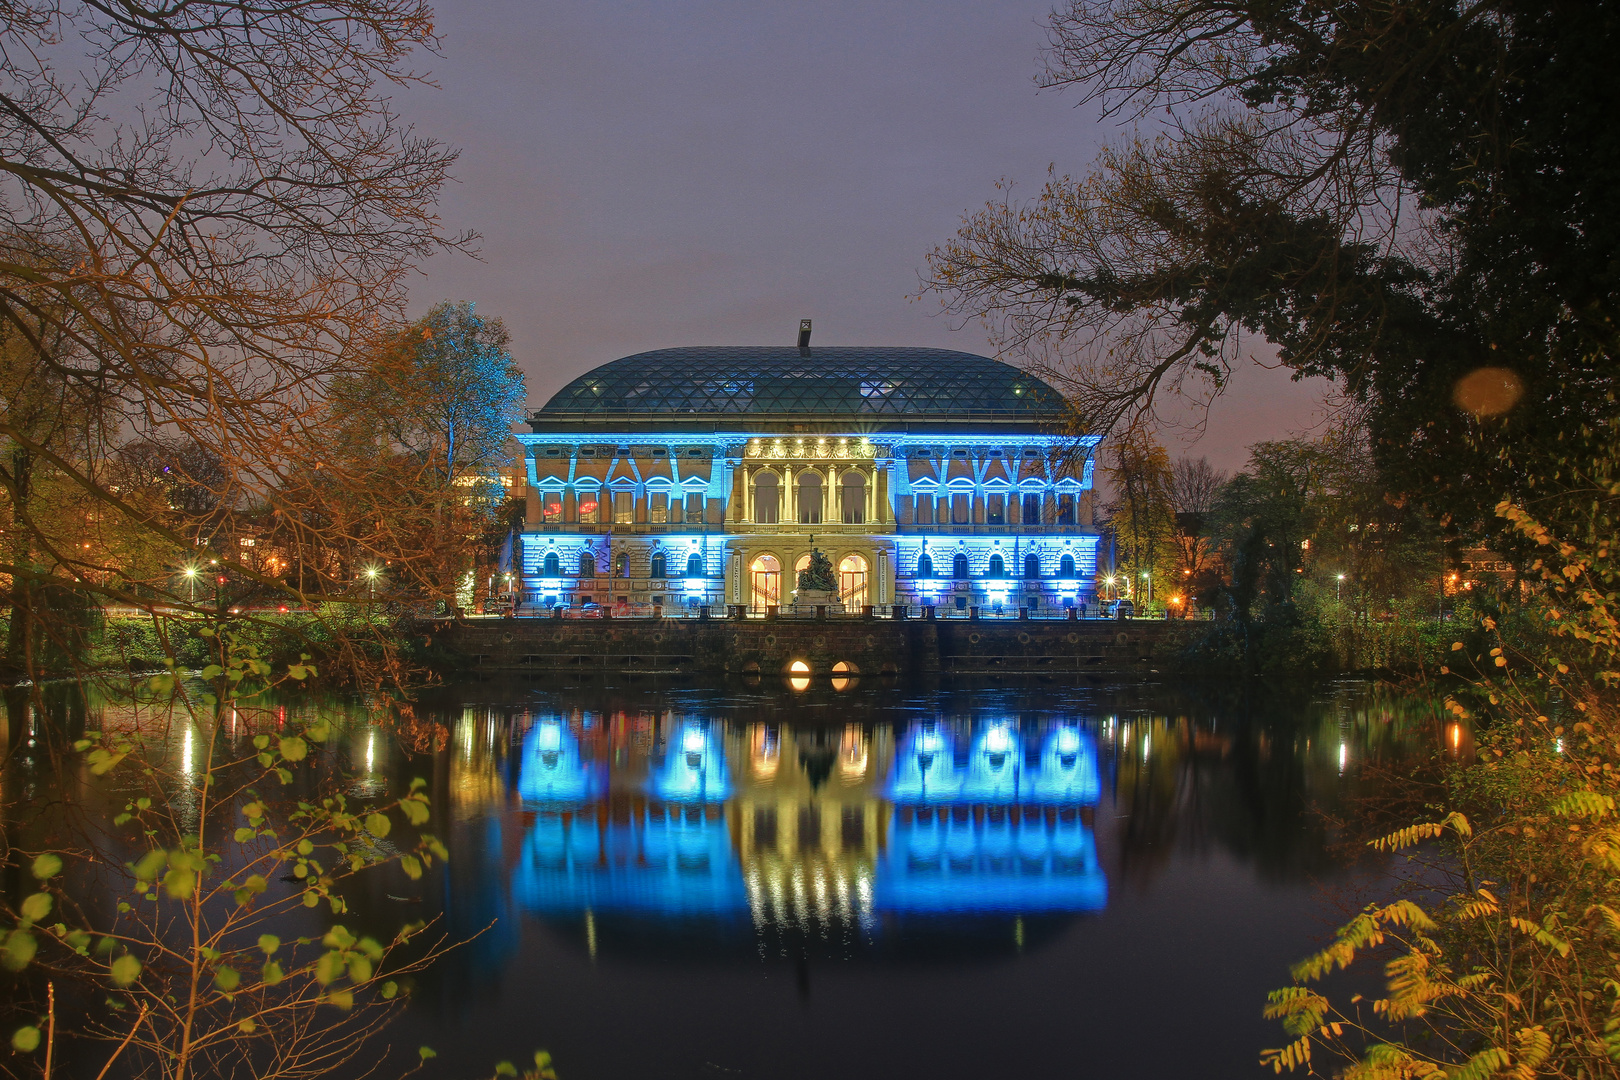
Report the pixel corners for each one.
[1109,599,1136,619]
[482,593,517,616]
[567,601,603,618]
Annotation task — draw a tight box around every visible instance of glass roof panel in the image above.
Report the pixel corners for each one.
[538,347,1066,417]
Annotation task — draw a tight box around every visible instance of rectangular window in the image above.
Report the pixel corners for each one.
[1057,494,1076,525]
[1023,493,1041,524]
[986,493,1005,525]
[951,494,971,524]
[542,492,563,524]
[650,492,668,524]
[578,492,599,524]
[613,491,633,524]
[917,495,934,525]
[687,493,704,523]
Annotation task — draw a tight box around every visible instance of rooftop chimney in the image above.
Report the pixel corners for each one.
[797,318,812,354]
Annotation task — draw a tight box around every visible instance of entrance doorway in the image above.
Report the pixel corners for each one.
[838,554,869,608]
[750,554,782,609]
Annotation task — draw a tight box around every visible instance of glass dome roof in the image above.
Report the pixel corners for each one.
[538,347,1066,418]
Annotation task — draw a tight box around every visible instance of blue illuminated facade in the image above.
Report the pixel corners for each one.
[518,341,1102,613]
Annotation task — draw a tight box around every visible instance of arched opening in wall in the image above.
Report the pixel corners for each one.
[987,554,1005,578]
[649,552,667,579]
[613,552,631,578]
[542,551,560,576]
[1060,553,1076,577]
[579,552,597,578]
[750,554,781,608]
[831,659,860,692]
[831,660,860,675]
[952,552,970,579]
[840,470,866,524]
[839,554,869,608]
[686,552,704,577]
[917,553,934,578]
[752,469,780,524]
[797,470,823,524]
[794,552,812,589]
[1024,553,1041,579]
[787,658,810,692]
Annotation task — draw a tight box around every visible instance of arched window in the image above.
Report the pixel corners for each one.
[840,470,866,524]
[987,554,1005,578]
[839,554,869,608]
[649,552,667,579]
[542,552,560,576]
[614,552,630,578]
[952,553,969,579]
[579,552,597,578]
[752,469,780,524]
[917,553,934,578]
[1059,553,1076,577]
[750,554,781,608]
[1024,553,1041,578]
[797,470,823,524]
[686,553,704,577]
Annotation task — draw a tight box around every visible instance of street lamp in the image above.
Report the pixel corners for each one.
[1336,573,1346,601]
[182,566,198,603]
[365,565,380,601]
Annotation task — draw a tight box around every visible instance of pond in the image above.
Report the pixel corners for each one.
[1,674,1466,1080]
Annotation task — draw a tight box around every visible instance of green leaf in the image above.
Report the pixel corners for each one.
[20,893,51,923]
[233,828,255,843]
[110,954,141,986]
[305,718,329,741]
[163,868,196,899]
[315,951,343,986]
[401,855,423,881]
[133,849,167,881]
[496,1063,518,1076]
[381,980,399,1000]
[31,854,62,880]
[347,955,373,984]
[200,664,224,679]
[279,736,308,762]
[1,930,36,971]
[214,965,240,992]
[258,934,280,955]
[297,839,314,856]
[10,1026,40,1053]
[365,813,391,838]
[327,988,354,1010]
[419,1047,437,1060]
[401,799,430,826]
[252,734,270,750]
[262,960,283,986]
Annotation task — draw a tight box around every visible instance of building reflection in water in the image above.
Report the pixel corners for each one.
[505,712,1106,950]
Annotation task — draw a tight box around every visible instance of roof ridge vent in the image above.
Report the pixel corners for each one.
[797,318,811,355]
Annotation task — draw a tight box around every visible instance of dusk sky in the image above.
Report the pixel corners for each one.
[402,0,1337,474]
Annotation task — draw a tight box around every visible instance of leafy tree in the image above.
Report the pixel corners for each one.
[324,301,526,606]
[1102,430,1175,607]
[924,1,1620,535]
[0,0,463,683]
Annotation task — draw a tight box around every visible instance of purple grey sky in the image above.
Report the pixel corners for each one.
[401,0,1336,474]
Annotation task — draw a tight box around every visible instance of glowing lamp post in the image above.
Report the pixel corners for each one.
[1336,573,1346,601]
[182,566,198,603]
[365,565,380,601]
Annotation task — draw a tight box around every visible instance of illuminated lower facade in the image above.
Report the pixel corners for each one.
[520,342,1102,613]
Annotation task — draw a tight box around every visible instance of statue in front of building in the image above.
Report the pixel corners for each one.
[793,548,842,614]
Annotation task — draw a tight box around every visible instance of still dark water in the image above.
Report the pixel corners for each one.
[4,674,1464,1080]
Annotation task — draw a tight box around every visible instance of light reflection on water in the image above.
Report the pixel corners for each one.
[506,714,1105,938]
[0,677,1479,1080]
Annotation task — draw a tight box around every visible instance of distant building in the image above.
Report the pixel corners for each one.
[518,334,1101,614]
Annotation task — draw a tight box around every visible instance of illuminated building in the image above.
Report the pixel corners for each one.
[519,333,1102,614]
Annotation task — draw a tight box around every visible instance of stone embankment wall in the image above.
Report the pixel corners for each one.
[418,616,1199,678]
